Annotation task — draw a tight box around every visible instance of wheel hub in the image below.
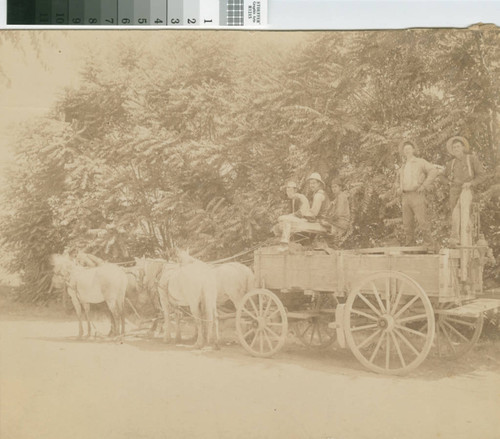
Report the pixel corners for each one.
[256,317,267,330]
[378,314,395,331]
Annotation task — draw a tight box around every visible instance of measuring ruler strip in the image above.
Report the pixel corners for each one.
[8,0,267,26]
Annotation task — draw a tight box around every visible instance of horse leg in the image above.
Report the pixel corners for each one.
[117,300,125,337]
[107,303,119,337]
[191,305,205,349]
[158,287,173,344]
[69,295,84,338]
[206,300,220,350]
[204,281,220,350]
[81,303,92,338]
[175,310,182,344]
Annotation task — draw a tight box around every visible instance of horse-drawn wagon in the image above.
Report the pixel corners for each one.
[234,242,500,375]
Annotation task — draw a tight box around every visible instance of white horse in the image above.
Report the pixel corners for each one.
[157,251,220,349]
[50,254,128,338]
[213,262,255,309]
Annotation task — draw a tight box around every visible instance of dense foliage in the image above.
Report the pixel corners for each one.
[2,28,499,302]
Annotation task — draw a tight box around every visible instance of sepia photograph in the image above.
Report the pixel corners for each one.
[0,27,499,439]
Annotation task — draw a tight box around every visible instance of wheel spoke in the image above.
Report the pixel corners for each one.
[370,282,386,314]
[299,322,313,339]
[385,278,391,314]
[390,331,406,368]
[397,314,429,324]
[440,322,456,354]
[394,328,420,357]
[369,331,386,363]
[249,296,260,317]
[258,293,263,315]
[394,295,420,320]
[391,287,403,317]
[263,294,272,316]
[242,307,258,320]
[243,327,256,339]
[249,330,259,349]
[350,309,378,321]
[266,308,281,320]
[357,329,382,350]
[442,317,477,328]
[266,322,285,327]
[442,320,470,343]
[317,325,323,345]
[263,330,274,351]
[395,324,427,338]
[264,325,282,340]
[309,323,316,344]
[351,323,379,332]
[385,332,391,370]
[357,293,382,317]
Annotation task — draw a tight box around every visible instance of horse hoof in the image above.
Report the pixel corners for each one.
[214,344,221,351]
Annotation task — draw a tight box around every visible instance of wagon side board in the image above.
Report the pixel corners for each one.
[254,247,484,300]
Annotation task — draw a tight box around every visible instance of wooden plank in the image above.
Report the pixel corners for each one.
[352,246,428,255]
[437,299,500,318]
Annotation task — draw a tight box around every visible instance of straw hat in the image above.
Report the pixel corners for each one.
[446,136,471,155]
[306,172,325,187]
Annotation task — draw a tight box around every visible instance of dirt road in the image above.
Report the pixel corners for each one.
[1,316,499,439]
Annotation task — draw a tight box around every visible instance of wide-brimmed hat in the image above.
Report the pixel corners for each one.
[398,139,419,156]
[446,136,471,155]
[306,172,325,187]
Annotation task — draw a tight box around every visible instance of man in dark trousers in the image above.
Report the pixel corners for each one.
[397,140,439,248]
[440,136,487,247]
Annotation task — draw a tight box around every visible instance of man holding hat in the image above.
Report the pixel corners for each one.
[441,136,487,247]
[275,172,330,244]
[397,140,439,248]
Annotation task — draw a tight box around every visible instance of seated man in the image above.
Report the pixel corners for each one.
[320,179,351,237]
[275,173,330,244]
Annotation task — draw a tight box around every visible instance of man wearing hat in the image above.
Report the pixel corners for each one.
[441,136,487,247]
[275,172,330,244]
[397,140,439,248]
[320,178,351,236]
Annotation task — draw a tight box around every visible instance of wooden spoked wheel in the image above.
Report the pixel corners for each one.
[294,316,336,349]
[236,289,288,358]
[433,305,484,359]
[344,271,435,375]
[294,293,336,349]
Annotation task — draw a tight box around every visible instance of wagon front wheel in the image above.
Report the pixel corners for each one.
[434,306,484,359]
[344,271,435,375]
[236,289,288,358]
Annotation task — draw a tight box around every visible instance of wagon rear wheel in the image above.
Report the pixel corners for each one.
[236,289,288,358]
[434,305,484,359]
[344,271,435,375]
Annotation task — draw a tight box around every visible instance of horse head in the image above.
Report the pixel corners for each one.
[49,253,74,283]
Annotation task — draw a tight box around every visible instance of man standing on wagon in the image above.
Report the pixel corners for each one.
[440,136,487,247]
[397,139,439,249]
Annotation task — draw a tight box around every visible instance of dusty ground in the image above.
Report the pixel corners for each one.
[1,297,500,439]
